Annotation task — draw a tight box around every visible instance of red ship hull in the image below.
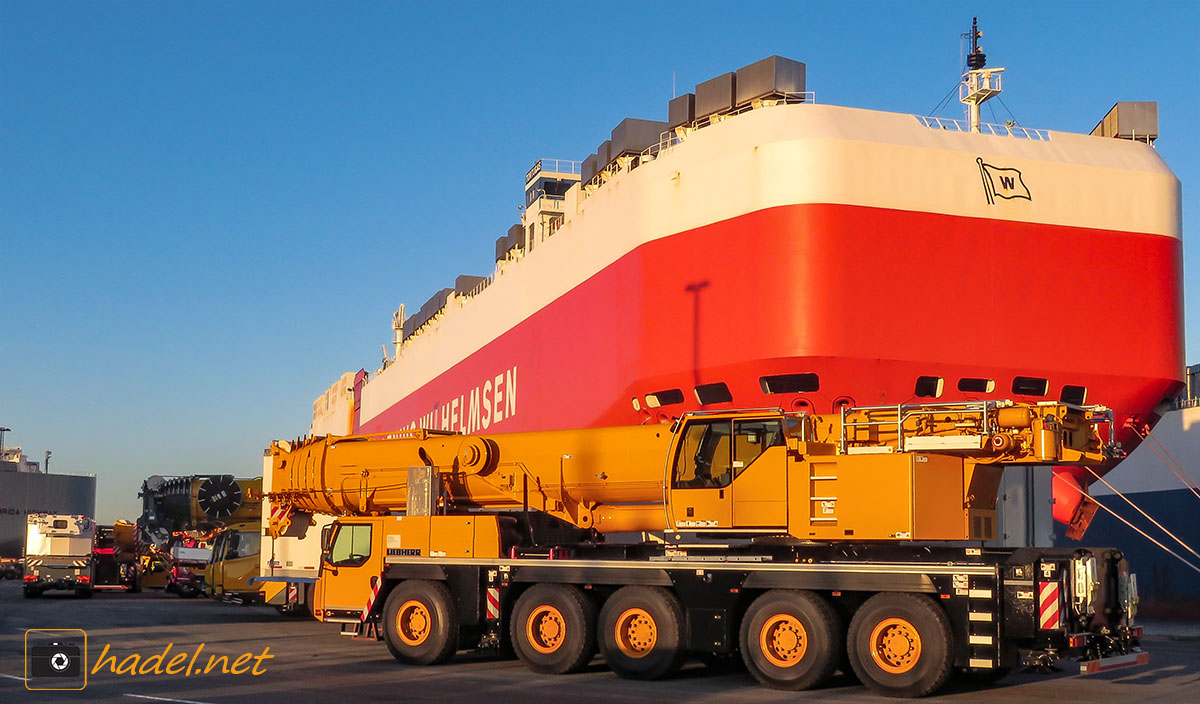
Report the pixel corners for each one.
[359,203,1184,503]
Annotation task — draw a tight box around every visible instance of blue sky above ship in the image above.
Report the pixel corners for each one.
[1,1,1196,521]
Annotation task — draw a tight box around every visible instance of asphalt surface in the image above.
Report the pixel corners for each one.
[1,580,1198,703]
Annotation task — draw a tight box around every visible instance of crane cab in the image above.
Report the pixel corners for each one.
[665,412,794,531]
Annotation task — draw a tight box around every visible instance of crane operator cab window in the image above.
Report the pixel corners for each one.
[674,418,784,488]
[327,523,372,568]
[222,530,260,561]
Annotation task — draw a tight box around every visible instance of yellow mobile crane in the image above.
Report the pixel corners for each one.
[267,401,1144,698]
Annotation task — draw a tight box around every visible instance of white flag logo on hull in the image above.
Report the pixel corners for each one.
[977,158,1031,205]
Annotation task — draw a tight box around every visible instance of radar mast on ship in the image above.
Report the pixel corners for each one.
[960,17,1004,132]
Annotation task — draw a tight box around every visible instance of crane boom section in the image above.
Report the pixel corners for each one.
[268,401,1112,542]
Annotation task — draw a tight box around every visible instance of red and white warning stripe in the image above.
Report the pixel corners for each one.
[486,588,500,620]
[1039,581,1061,630]
[361,574,383,622]
[269,503,296,530]
[1080,651,1149,674]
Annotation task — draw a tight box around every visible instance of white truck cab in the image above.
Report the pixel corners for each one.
[24,513,97,598]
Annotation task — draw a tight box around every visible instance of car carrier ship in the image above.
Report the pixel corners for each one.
[308,39,1183,535]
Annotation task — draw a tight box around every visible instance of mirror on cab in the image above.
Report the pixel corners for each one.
[320,523,334,559]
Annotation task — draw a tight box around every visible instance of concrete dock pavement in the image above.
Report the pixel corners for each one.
[2,580,1198,703]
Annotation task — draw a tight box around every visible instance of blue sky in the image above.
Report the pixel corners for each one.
[3,1,1198,521]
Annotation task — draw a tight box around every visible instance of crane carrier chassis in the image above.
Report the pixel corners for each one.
[321,519,1142,697]
[270,401,1146,697]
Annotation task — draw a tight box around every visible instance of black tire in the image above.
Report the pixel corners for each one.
[76,587,94,599]
[739,590,842,691]
[847,593,954,698]
[511,584,597,675]
[303,583,316,617]
[23,587,40,598]
[381,580,459,665]
[598,586,686,680]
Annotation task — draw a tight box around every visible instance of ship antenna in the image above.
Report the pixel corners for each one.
[959,17,1005,133]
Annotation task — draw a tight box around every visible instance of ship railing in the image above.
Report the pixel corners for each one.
[579,92,818,198]
[684,91,817,135]
[914,115,1051,141]
[645,91,818,159]
[526,158,582,184]
[527,190,566,211]
[399,273,499,346]
[1173,396,1200,410]
[463,274,495,299]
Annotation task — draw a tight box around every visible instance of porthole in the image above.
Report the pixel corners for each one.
[914,376,944,398]
[645,389,685,408]
[958,378,995,394]
[760,373,820,394]
[694,382,733,405]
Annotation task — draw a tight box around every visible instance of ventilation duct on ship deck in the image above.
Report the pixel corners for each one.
[581,152,599,183]
[454,275,487,297]
[734,55,806,106]
[596,140,611,173]
[403,287,455,339]
[507,223,525,251]
[585,119,669,182]
[1090,102,1157,144]
[695,72,736,119]
[688,56,806,124]
[610,117,668,160]
[494,224,525,263]
[580,55,807,185]
[668,93,695,129]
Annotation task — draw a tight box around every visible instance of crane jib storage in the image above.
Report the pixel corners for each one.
[264,401,1146,698]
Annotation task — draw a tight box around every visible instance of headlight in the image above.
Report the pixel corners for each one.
[1071,553,1099,616]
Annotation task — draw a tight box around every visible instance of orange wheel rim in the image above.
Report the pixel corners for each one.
[397,599,432,647]
[759,614,808,667]
[869,617,922,674]
[614,607,657,658]
[527,605,567,654]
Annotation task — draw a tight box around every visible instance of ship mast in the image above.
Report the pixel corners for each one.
[959,17,1004,132]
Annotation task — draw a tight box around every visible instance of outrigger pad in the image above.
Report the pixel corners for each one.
[1066,497,1100,541]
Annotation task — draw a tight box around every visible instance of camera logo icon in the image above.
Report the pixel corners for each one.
[25,629,87,691]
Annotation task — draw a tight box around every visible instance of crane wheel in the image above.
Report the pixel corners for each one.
[598,586,686,680]
[511,584,597,674]
[847,593,954,698]
[381,580,459,665]
[739,590,841,691]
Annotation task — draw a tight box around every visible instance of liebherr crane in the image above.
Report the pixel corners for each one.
[264,401,1144,698]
